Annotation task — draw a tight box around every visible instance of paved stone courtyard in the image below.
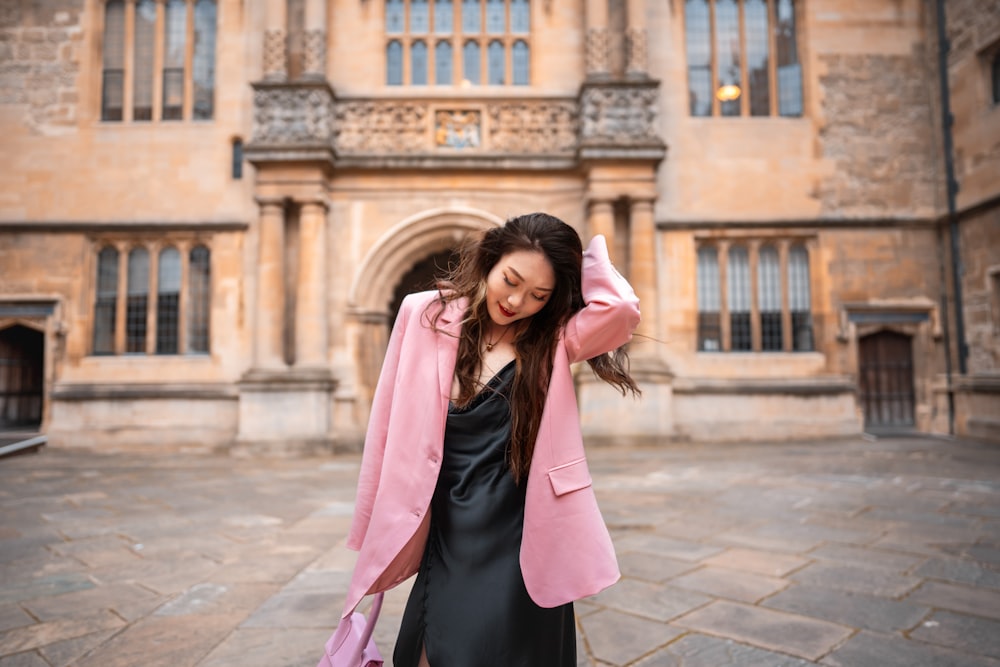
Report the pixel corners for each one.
[1,434,999,666]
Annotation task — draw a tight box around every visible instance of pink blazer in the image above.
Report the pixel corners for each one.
[342,235,640,617]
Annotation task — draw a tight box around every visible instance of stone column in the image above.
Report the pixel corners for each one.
[629,199,657,346]
[295,200,328,367]
[263,0,288,81]
[303,0,327,79]
[585,0,609,78]
[625,0,647,78]
[255,199,286,369]
[587,199,616,260]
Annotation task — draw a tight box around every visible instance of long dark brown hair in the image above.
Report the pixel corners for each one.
[428,212,639,483]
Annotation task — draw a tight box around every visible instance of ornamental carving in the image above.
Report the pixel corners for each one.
[435,110,482,149]
[251,85,334,144]
[586,28,610,76]
[303,29,326,77]
[625,28,647,76]
[488,102,579,153]
[334,102,428,153]
[580,84,660,144]
[262,29,287,80]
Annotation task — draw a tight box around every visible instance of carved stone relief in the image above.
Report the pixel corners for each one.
[263,29,287,81]
[435,110,482,149]
[303,29,326,77]
[586,28,610,76]
[626,28,647,76]
[252,85,334,144]
[333,102,428,153]
[488,102,579,153]
[580,84,660,144]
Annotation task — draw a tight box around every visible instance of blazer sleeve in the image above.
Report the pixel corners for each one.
[563,234,641,364]
[345,294,413,551]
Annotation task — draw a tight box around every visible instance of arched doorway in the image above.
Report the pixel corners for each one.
[858,330,915,430]
[0,324,44,429]
[389,248,459,327]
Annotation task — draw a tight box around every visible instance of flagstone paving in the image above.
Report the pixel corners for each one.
[1,434,999,666]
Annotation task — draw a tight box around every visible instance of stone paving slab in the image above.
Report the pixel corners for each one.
[1,435,999,666]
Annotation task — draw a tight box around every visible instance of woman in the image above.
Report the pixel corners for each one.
[343,212,641,666]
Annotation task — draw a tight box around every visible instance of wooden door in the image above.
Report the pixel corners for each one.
[0,325,44,429]
[859,330,915,429]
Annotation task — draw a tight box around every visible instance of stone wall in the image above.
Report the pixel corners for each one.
[0,1,84,132]
[960,208,1000,374]
[817,50,940,218]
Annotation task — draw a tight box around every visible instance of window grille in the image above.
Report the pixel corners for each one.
[684,0,803,117]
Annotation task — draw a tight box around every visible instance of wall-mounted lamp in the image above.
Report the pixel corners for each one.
[716,84,741,102]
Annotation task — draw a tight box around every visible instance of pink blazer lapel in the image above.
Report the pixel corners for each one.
[434,297,465,402]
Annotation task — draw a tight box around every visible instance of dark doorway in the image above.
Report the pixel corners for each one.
[389,249,459,327]
[858,330,915,430]
[0,325,44,429]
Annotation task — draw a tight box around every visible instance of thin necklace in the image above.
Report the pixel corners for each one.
[485,324,512,352]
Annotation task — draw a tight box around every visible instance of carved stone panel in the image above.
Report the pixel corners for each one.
[580,83,661,145]
[334,102,429,153]
[488,102,579,153]
[251,83,334,144]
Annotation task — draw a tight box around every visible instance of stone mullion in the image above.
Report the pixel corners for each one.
[719,241,730,352]
[177,240,190,355]
[123,0,136,123]
[147,242,159,355]
[114,242,128,355]
[779,239,792,352]
[749,239,761,352]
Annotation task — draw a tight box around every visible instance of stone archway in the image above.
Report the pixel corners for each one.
[347,207,502,412]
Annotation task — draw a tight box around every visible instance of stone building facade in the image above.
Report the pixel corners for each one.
[0,0,997,452]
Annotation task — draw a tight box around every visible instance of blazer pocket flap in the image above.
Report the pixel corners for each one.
[547,458,593,496]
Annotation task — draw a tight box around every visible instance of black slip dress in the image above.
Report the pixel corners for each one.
[393,360,576,666]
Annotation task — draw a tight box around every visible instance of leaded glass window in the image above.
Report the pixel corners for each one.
[162,0,187,120]
[697,246,721,351]
[464,40,481,84]
[684,0,803,117]
[93,246,119,355]
[188,246,211,353]
[156,247,181,354]
[412,40,429,85]
[133,0,156,121]
[193,0,217,120]
[696,238,814,353]
[126,248,150,353]
[436,40,453,84]
[91,241,212,356]
[386,0,528,85]
[728,245,752,351]
[758,245,782,351]
[101,1,125,121]
[488,40,504,84]
[512,39,529,85]
[789,244,813,351]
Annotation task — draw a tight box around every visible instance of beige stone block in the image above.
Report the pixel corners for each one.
[0,612,124,655]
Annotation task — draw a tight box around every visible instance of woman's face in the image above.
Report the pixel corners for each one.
[484,249,555,327]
